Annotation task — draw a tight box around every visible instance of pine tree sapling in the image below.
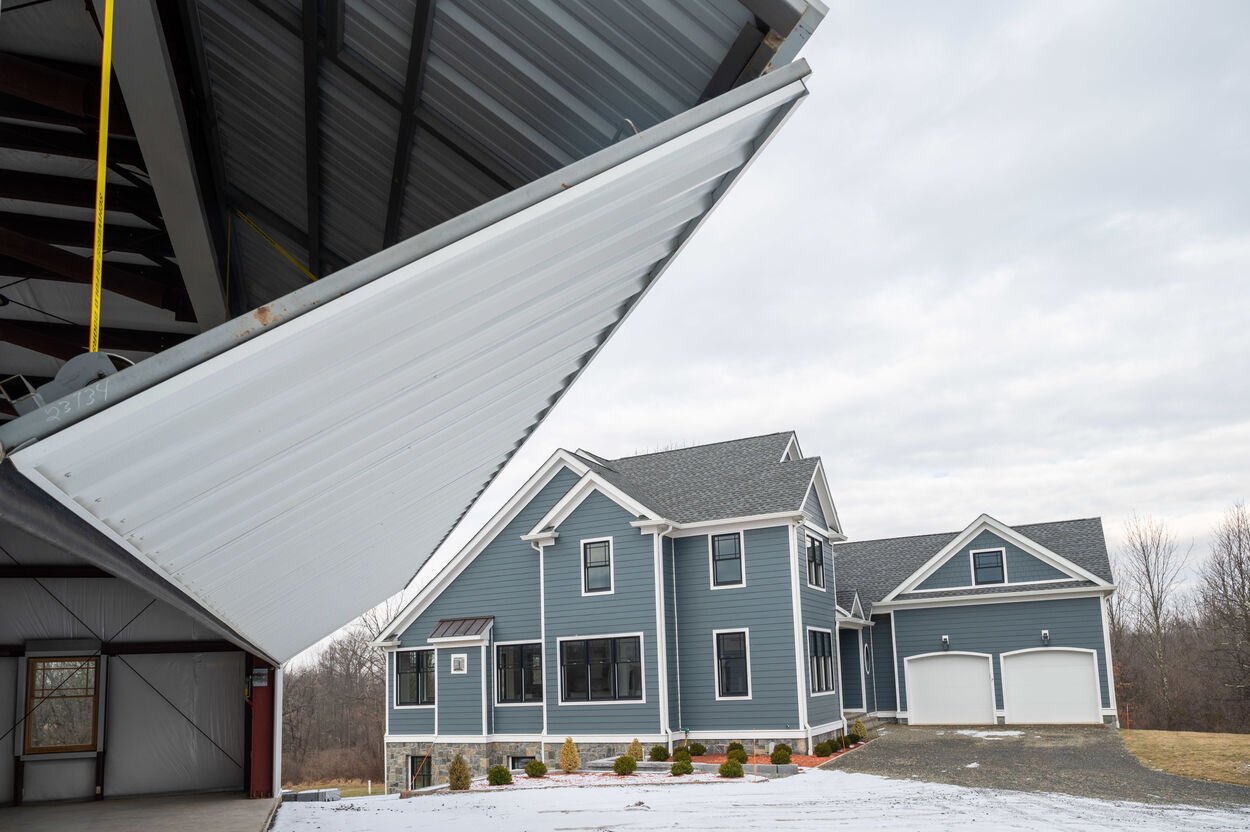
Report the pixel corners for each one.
[447,754,471,791]
[613,754,638,775]
[627,738,644,760]
[487,764,513,786]
[524,759,548,778]
[852,718,869,739]
[559,737,581,773]
[649,744,670,762]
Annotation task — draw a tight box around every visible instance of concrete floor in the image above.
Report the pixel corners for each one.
[0,792,277,831]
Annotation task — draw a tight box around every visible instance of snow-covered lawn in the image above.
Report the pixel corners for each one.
[272,769,1250,831]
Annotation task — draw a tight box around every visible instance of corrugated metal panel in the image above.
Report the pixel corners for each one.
[430,616,493,638]
[5,66,809,662]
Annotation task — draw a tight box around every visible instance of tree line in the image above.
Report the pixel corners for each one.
[1110,504,1250,732]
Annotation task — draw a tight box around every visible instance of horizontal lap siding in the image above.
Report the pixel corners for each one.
[870,614,896,712]
[916,530,1068,591]
[802,486,827,528]
[893,597,1110,711]
[800,526,841,725]
[438,647,482,734]
[674,526,799,731]
[388,651,434,734]
[839,629,862,710]
[494,703,542,733]
[544,491,660,735]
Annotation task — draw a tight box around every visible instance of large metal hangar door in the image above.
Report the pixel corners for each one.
[904,652,995,725]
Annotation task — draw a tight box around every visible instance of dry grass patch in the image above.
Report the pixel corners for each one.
[282,778,380,797]
[1123,729,1250,787]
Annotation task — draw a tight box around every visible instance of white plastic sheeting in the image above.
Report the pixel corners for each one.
[0,658,13,804]
[103,652,245,797]
[6,67,809,663]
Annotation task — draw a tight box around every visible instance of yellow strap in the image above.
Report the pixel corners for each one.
[234,210,318,282]
[88,0,115,353]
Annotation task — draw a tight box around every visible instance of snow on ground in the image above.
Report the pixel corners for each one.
[272,769,1250,832]
[461,770,765,790]
[954,729,1025,739]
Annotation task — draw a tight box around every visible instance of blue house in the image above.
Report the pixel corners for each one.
[375,433,1117,788]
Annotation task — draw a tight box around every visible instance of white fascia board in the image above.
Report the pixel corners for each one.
[807,460,844,538]
[375,449,589,643]
[873,584,1116,612]
[667,511,806,537]
[880,514,1110,603]
[526,471,659,536]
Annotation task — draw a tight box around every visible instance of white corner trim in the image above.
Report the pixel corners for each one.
[712,627,752,700]
[652,527,672,734]
[707,530,747,590]
[579,536,616,596]
[788,522,810,731]
[1100,596,1118,714]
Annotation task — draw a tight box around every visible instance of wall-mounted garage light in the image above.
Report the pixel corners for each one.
[1041,629,1050,645]
[941,635,950,650]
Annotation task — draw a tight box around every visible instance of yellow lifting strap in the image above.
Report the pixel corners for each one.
[88,0,116,353]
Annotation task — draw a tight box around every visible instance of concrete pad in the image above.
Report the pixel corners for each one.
[0,792,276,831]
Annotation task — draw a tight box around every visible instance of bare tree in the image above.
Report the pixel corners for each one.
[1120,514,1188,728]
[1200,504,1250,714]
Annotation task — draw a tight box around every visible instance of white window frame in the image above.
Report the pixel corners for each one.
[805,533,827,591]
[806,626,836,696]
[555,631,646,705]
[708,531,746,590]
[970,547,1008,586]
[393,646,436,710]
[450,653,468,674]
[580,536,615,596]
[494,639,544,707]
[712,627,752,701]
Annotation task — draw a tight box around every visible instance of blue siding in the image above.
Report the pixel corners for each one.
[799,527,841,725]
[802,486,827,529]
[673,526,800,731]
[438,646,483,734]
[386,651,434,735]
[870,614,896,712]
[916,531,1070,591]
[544,490,660,735]
[494,703,542,734]
[839,628,862,710]
[892,596,1111,711]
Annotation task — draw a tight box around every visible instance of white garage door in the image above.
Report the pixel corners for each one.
[905,653,995,725]
[1002,649,1101,724]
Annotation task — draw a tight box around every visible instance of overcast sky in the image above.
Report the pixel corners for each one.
[412,1,1249,601]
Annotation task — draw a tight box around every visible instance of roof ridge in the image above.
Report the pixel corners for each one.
[606,430,796,462]
[836,516,1102,547]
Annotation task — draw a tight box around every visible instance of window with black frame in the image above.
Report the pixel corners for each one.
[559,636,642,701]
[497,643,543,704]
[809,630,835,694]
[396,649,435,706]
[806,535,825,588]
[972,549,1005,585]
[711,532,744,586]
[715,630,750,698]
[582,539,613,593]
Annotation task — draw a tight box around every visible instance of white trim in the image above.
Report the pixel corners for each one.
[1000,647,1101,725]
[668,512,805,536]
[804,532,827,591]
[873,585,1115,611]
[386,733,668,744]
[787,522,810,731]
[537,541,549,739]
[555,631,647,705]
[969,547,1008,586]
[377,450,590,641]
[1100,596,1118,718]
[529,473,658,537]
[707,530,747,590]
[889,611,901,713]
[450,653,468,674]
[479,644,487,732]
[780,433,802,462]
[428,633,490,647]
[881,514,1112,603]
[857,628,867,707]
[579,536,616,596]
[670,538,683,731]
[805,460,844,537]
[392,646,436,710]
[652,527,672,734]
[805,625,836,696]
[902,651,996,725]
[904,577,1084,594]
[850,592,864,619]
[494,639,545,707]
[712,627,752,700]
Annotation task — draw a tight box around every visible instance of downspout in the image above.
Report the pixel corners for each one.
[670,536,683,738]
[650,523,674,747]
[533,540,548,755]
[788,519,810,744]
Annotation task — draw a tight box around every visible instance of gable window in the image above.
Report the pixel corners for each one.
[972,548,1005,585]
[497,643,543,704]
[809,629,835,694]
[24,656,100,754]
[715,630,751,698]
[396,649,435,706]
[710,532,744,587]
[560,636,642,702]
[582,538,613,594]
[806,535,825,589]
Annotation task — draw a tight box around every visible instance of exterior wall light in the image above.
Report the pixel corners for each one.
[1041,629,1050,645]
[941,635,950,650]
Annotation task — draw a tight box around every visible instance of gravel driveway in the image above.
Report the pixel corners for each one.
[825,725,1250,807]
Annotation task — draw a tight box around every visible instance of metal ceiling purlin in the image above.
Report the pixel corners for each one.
[1,62,811,662]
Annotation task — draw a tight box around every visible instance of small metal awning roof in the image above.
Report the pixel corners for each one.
[429,616,493,640]
[0,61,811,664]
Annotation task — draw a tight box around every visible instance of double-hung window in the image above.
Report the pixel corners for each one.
[24,656,100,754]
[806,535,825,589]
[809,629,835,694]
[710,532,744,587]
[714,630,750,698]
[559,636,642,702]
[497,643,543,704]
[582,539,613,594]
[396,649,435,706]
[972,548,1005,585]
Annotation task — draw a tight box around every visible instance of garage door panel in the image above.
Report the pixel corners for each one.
[906,653,995,725]
[1003,649,1100,724]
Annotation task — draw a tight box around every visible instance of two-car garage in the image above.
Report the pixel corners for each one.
[904,648,1102,725]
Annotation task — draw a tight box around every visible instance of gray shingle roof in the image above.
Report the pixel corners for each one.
[835,518,1112,613]
[578,432,820,525]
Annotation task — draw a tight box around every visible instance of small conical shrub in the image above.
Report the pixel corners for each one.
[672,746,692,763]
[447,754,471,791]
[852,718,868,739]
[559,736,581,773]
[627,738,644,760]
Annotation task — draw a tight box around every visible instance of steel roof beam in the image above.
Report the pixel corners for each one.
[0,122,145,168]
[302,2,324,278]
[0,53,135,137]
[0,319,190,360]
[0,212,173,260]
[383,0,435,248]
[0,565,114,579]
[0,169,162,222]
